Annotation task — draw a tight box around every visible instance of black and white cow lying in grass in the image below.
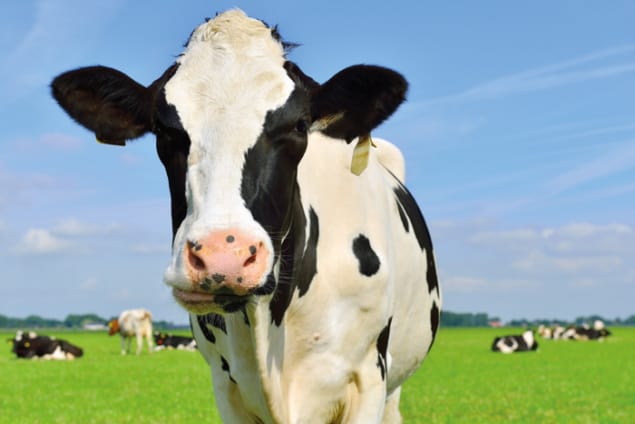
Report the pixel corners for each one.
[153,332,197,351]
[539,320,612,341]
[51,9,441,423]
[491,330,538,353]
[8,331,83,360]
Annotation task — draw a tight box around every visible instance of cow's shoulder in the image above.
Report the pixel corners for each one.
[372,137,405,183]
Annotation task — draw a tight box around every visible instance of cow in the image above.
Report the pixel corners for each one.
[8,330,83,360]
[563,323,612,341]
[491,330,538,353]
[153,331,197,351]
[51,9,441,423]
[108,309,153,355]
[538,324,567,340]
[539,322,611,341]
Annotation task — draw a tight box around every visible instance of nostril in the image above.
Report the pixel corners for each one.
[243,242,262,267]
[243,253,257,267]
[187,242,206,272]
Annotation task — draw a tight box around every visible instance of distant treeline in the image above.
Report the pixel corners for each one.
[0,313,188,330]
[2,311,634,330]
[441,311,635,327]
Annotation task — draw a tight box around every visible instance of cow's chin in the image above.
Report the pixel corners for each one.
[172,288,249,315]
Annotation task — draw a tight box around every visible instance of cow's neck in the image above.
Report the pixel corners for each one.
[241,181,314,420]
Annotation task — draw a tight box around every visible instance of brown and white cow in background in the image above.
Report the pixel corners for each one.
[108,309,153,355]
[52,9,441,423]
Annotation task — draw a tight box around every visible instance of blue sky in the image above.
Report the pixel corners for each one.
[1,1,633,324]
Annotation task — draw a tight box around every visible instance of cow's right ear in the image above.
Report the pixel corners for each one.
[309,65,408,143]
[51,66,153,146]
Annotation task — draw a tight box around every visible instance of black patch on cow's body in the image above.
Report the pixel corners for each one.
[352,234,380,277]
[196,315,217,343]
[270,206,319,326]
[376,317,392,380]
[297,208,319,297]
[240,306,251,327]
[395,199,409,233]
[220,356,237,383]
[428,302,440,353]
[206,313,227,334]
[393,183,439,295]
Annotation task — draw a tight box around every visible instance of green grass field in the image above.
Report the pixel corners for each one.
[2,327,634,423]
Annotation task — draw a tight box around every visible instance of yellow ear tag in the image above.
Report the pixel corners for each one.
[350,134,376,176]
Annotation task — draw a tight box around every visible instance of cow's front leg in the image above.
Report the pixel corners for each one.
[342,350,388,424]
[135,332,143,355]
[287,350,387,424]
[120,336,127,355]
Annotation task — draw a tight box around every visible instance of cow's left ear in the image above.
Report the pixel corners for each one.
[51,66,153,146]
[310,65,408,143]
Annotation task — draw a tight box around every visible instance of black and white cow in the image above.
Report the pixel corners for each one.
[51,9,441,423]
[491,330,538,353]
[153,331,197,351]
[8,330,83,360]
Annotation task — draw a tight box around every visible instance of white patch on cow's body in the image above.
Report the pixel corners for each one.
[521,330,535,348]
[496,337,518,354]
[163,10,293,290]
[42,345,67,360]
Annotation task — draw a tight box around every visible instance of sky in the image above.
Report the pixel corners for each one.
[1,1,633,324]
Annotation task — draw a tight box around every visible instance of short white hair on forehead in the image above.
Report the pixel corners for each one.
[187,9,285,58]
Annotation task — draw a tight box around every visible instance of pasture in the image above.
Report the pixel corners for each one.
[2,327,634,423]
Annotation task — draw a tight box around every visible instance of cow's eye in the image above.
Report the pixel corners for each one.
[295,119,308,134]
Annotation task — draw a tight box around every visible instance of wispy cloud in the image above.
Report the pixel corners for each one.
[419,44,635,106]
[53,218,122,237]
[546,140,635,194]
[14,228,73,254]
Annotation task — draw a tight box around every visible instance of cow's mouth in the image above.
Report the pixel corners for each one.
[172,288,248,313]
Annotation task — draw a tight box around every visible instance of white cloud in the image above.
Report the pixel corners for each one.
[14,228,72,254]
[546,141,635,194]
[512,250,622,273]
[79,277,99,290]
[130,243,170,254]
[53,218,121,237]
[442,275,487,293]
[418,44,635,106]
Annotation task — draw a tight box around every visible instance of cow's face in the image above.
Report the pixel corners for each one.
[159,11,309,313]
[51,8,407,316]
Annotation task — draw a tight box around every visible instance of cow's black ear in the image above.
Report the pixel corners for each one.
[51,66,153,146]
[310,65,407,142]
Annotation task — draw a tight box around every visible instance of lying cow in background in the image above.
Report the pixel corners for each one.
[51,9,441,423]
[154,332,197,351]
[539,321,612,341]
[491,330,538,353]
[108,309,153,355]
[8,330,83,360]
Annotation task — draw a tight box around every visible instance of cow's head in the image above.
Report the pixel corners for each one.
[107,319,119,336]
[51,9,407,315]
